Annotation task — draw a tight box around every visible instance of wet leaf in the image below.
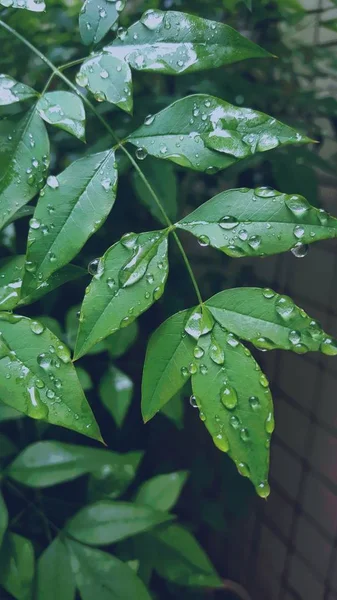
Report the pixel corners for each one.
[105,320,139,358]
[79,0,120,46]
[177,187,337,257]
[0,491,8,549]
[206,287,337,355]
[132,157,177,225]
[76,54,132,113]
[105,10,271,74]
[36,537,75,600]
[87,451,143,501]
[128,95,310,172]
[135,471,188,511]
[0,314,101,440]
[22,150,117,294]
[0,401,23,422]
[0,533,35,600]
[0,0,45,11]
[65,501,173,545]
[75,230,169,359]
[99,365,133,427]
[191,324,273,497]
[37,92,86,141]
[0,75,37,106]
[141,310,195,423]
[66,539,151,600]
[0,109,49,230]
[7,441,139,488]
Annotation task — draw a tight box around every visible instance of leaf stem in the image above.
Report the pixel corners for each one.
[0,19,203,305]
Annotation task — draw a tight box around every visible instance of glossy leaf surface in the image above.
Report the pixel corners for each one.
[75,230,169,359]
[132,157,178,225]
[36,537,75,600]
[0,533,35,600]
[0,0,45,11]
[99,365,133,427]
[37,92,86,141]
[177,187,337,257]
[76,54,132,113]
[135,471,188,511]
[22,150,117,293]
[0,75,36,106]
[0,314,101,440]
[0,491,8,549]
[128,95,309,173]
[79,0,119,46]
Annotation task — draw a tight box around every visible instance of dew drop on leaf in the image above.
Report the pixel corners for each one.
[219,216,239,230]
[189,395,198,408]
[291,243,309,258]
[221,384,238,410]
[213,433,230,452]
[88,258,100,275]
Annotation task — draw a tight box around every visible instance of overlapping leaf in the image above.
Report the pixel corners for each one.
[76,54,132,113]
[79,0,121,46]
[75,230,169,359]
[128,95,310,172]
[99,365,133,427]
[177,187,337,257]
[0,109,49,230]
[135,472,188,512]
[206,287,337,354]
[191,324,273,496]
[0,533,35,600]
[0,314,101,440]
[132,157,178,225]
[37,91,86,141]
[104,10,271,74]
[0,491,8,549]
[36,538,75,600]
[0,75,37,106]
[0,0,45,11]
[22,150,117,294]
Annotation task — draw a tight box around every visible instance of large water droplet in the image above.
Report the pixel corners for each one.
[189,395,198,408]
[210,340,224,365]
[291,243,309,258]
[88,258,100,275]
[249,396,260,410]
[221,384,238,410]
[136,147,148,161]
[188,362,198,375]
[194,346,204,359]
[213,433,230,452]
[140,9,164,30]
[46,175,59,189]
[289,330,301,345]
[31,321,44,335]
[285,194,309,217]
[256,481,270,498]
[275,296,295,321]
[219,216,239,230]
[320,337,337,356]
[263,288,275,299]
[265,411,275,433]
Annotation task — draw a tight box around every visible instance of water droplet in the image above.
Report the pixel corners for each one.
[263,288,275,299]
[275,296,295,321]
[320,337,337,356]
[221,384,238,410]
[248,235,261,251]
[31,321,44,335]
[29,217,41,230]
[46,175,59,189]
[181,366,189,377]
[260,373,269,388]
[253,337,276,351]
[136,147,148,161]
[238,229,248,241]
[200,364,208,375]
[293,343,309,354]
[219,216,239,230]
[88,258,100,275]
[188,362,198,375]
[189,395,198,408]
[213,433,229,452]
[198,235,210,247]
[227,333,239,348]
[230,415,241,429]
[210,340,224,365]
[265,411,275,433]
[184,307,214,340]
[56,344,71,364]
[194,346,204,359]
[255,186,278,198]
[144,114,155,126]
[140,9,164,30]
[289,330,301,345]
[294,225,305,239]
[291,243,309,258]
[256,481,270,498]
[37,353,52,370]
[199,410,206,422]
[249,396,260,410]
[285,194,309,217]
[153,286,162,300]
[318,209,328,226]
[46,388,55,399]
[236,462,250,478]
[240,428,250,442]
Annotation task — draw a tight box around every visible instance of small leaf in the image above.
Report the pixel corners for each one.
[0,533,35,600]
[0,491,8,549]
[37,92,86,141]
[65,501,173,545]
[141,309,195,423]
[177,187,337,258]
[0,433,17,459]
[105,320,139,357]
[161,392,184,429]
[0,314,101,440]
[66,539,151,600]
[8,441,138,488]
[76,54,132,113]
[146,524,222,587]
[75,230,169,359]
[0,0,45,11]
[76,366,93,391]
[128,95,310,173]
[0,109,49,230]
[88,451,143,501]
[36,537,75,600]
[105,10,271,74]
[191,324,272,496]
[206,287,337,355]
[0,401,23,422]
[99,365,133,427]
[132,157,177,225]
[22,150,117,294]
[0,75,37,106]
[79,0,120,46]
[135,471,188,511]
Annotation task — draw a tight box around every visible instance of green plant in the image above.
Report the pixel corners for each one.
[0,0,336,597]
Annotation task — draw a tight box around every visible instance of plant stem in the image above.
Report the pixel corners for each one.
[0,19,203,304]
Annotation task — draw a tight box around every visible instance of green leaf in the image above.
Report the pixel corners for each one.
[128,95,309,173]
[0,533,35,600]
[22,150,118,294]
[7,441,139,488]
[105,10,271,75]
[243,0,252,9]
[75,230,169,359]
[177,187,337,258]
[206,287,337,354]
[0,109,49,230]
[135,471,188,511]
[191,324,272,497]
[76,366,93,391]
[66,539,152,600]
[79,0,120,46]
[141,310,196,423]
[65,501,173,545]
[0,314,101,440]
[36,537,75,600]
[76,54,133,113]
[99,365,133,427]
[0,401,23,422]
[0,256,85,311]
[88,451,143,501]
[105,320,139,357]
[66,304,106,355]
[161,392,184,429]
[0,0,45,11]
[132,157,177,225]
[0,75,37,106]
[37,92,86,141]
[0,491,8,549]
[37,316,63,339]
[0,433,17,458]
[146,524,222,587]
[321,18,337,33]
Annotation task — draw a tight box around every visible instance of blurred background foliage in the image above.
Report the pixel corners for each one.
[0,0,336,598]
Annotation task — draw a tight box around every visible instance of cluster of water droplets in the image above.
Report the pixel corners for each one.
[76,54,131,107]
